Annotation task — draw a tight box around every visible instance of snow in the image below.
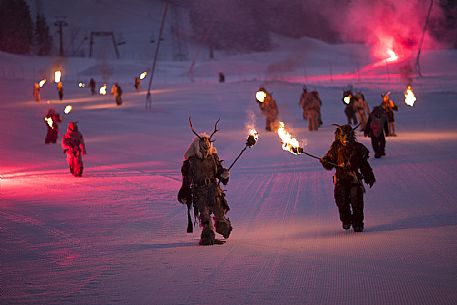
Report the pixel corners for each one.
[1,17,457,305]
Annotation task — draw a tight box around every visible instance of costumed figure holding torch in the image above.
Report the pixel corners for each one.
[320,124,376,232]
[57,81,64,100]
[62,121,87,177]
[276,121,374,232]
[342,87,358,126]
[44,108,62,144]
[178,118,231,245]
[134,76,141,92]
[380,91,398,136]
[255,87,279,132]
[178,118,258,245]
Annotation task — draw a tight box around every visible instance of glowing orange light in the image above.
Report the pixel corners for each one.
[139,72,147,80]
[249,129,259,141]
[343,96,351,104]
[64,105,72,114]
[256,91,267,103]
[404,85,416,107]
[39,79,46,87]
[100,84,107,95]
[54,70,62,83]
[44,116,53,128]
[277,122,303,155]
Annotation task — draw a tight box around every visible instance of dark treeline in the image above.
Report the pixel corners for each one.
[0,0,52,55]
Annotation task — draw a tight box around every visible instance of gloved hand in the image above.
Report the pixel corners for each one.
[366,179,375,188]
[220,169,230,180]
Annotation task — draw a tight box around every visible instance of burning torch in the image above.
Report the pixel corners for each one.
[256,90,267,103]
[54,70,62,83]
[227,129,259,171]
[277,121,340,167]
[44,105,73,135]
[404,85,416,107]
[39,79,46,87]
[139,71,148,80]
[100,84,107,95]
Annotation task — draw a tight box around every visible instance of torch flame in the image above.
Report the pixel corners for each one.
[39,79,46,87]
[277,122,303,155]
[100,84,107,95]
[139,72,147,80]
[44,116,53,128]
[404,85,416,107]
[78,82,85,88]
[249,129,259,141]
[343,95,351,105]
[64,105,72,114]
[256,90,267,103]
[54,70,62,83]
[386,49,398,62]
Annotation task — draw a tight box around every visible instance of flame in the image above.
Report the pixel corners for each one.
[139,72,147,80]
[386,49,398,62]
[256,90,267,103]
[78,82,85,88]
[277,122,303,155]
[39,79,46,87]
[44,116,53,128]
[404,85,416,107]
[249,129,259,141]
[100,84,107,95]
[343,95,351,104]
[54,70,62,83]
[64,105,72,114]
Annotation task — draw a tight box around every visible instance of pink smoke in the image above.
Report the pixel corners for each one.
[322,0,443,60]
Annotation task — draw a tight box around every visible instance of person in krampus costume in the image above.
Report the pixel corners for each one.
[89,78,96,95]
[342,88,358,125]
[33,82,41,102]
[353,92,370,131]
[320,124,376,232]
[256,87,279,132]
[134,76,141,92]
[178,118,232,245]
[364,106,389,158]
[62,122,87,177]
[380,91,398,136]
[44,108,62,144]
[57,81,64,100]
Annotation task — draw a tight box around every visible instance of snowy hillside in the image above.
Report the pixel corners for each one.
[1,6,457,305]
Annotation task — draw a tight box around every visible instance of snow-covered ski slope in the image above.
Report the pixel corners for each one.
[1,31,457,305]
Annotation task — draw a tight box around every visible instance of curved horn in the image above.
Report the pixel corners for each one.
[188,117,202,139]
[209,118,220,139]
[332,123,342,128]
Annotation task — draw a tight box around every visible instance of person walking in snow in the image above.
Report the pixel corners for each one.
[353,92,370,131]
[33,82,41,102]
[134,76,141,92]
[178,118,232,245]
[57,81,64,100]
[89,78,96,95]
[320,124,376,232]
[44,108,62,144]
[256,87,279,132]
[62,122,87,177]
[342,88,358,125]
[380,92,398,136]
[364,106,389,158]
[113,83,123,106]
